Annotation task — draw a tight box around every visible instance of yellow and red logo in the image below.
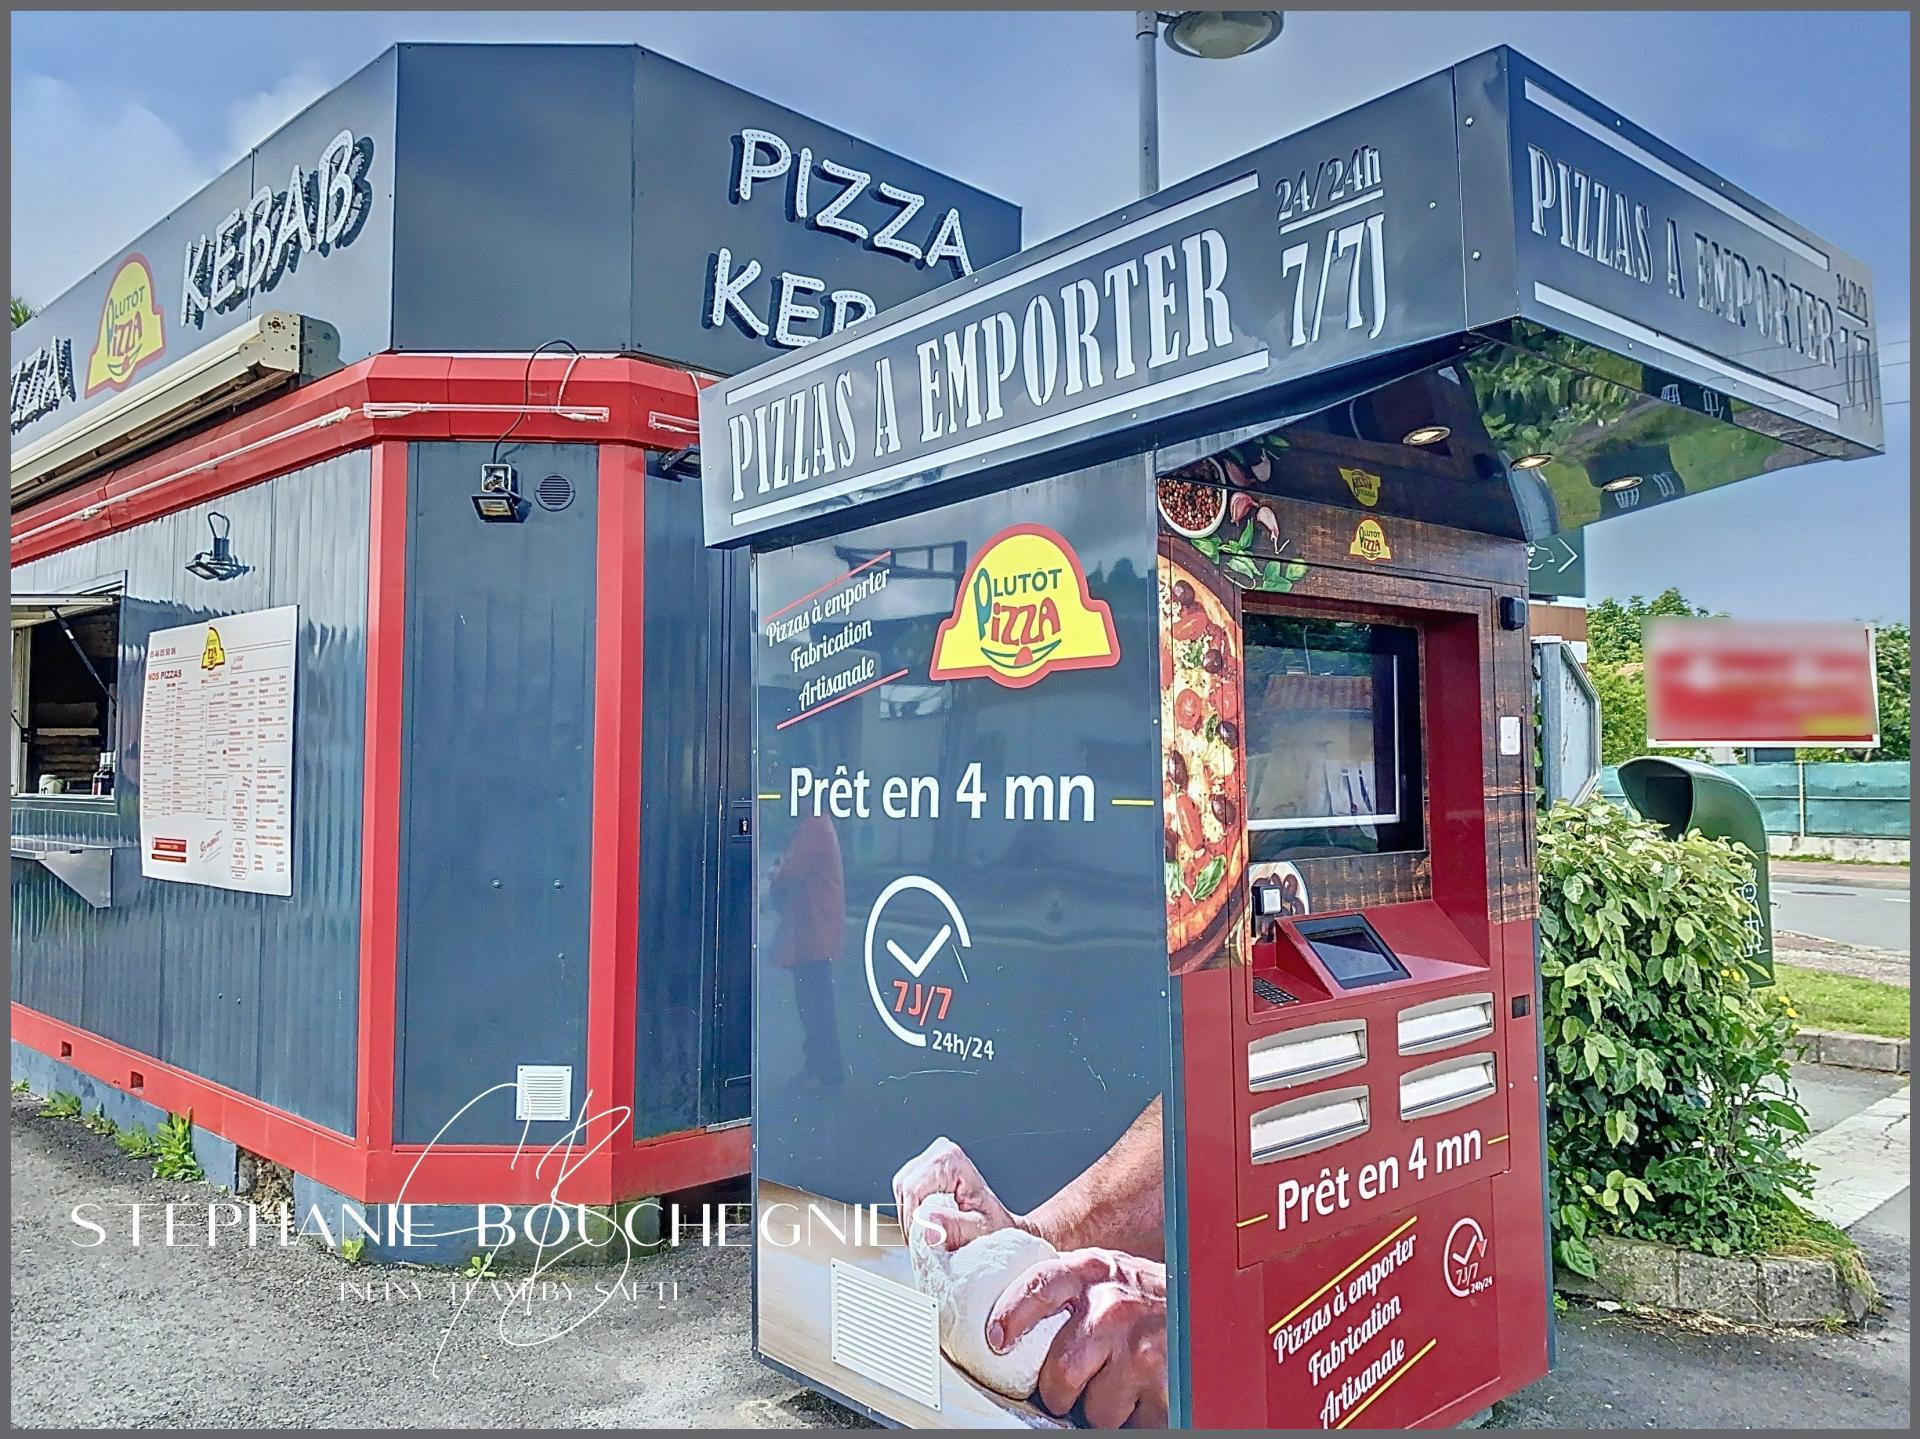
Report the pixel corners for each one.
[200,627,226,672]
[1349,517,1393,562]
[86,254,165,396]
[930,525,1120,689]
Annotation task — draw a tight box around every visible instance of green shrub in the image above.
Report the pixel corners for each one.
[153,1111,205,1182]
[1539,799,1812,1274]
[114,1123,159,1159]
[38,1091,81,1119]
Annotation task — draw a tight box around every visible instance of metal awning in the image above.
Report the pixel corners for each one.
[10,311,325,510]
[10,593,118,629]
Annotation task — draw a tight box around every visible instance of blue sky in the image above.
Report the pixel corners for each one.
[11,9,1909,622]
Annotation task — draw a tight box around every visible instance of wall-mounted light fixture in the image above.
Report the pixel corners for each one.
[1401,425,1451,446]
[472,462,529,523]
[185,512,249,580]
[1511,453,1554,471]
[659,446,701,479]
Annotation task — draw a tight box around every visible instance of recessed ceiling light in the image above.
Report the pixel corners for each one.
[1511,453,1554,470]
[1601,475,1643,492]
[1402,425,1451,446]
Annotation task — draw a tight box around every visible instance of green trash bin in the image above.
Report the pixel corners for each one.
[1617,756,1773,985]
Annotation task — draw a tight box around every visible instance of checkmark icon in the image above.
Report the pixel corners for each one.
[887,924,953,979]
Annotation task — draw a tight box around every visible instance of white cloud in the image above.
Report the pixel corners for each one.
[9,74,213,306]
[223,65,332,166]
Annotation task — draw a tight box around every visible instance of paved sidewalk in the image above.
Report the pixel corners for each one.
[1802,1085,1912,1232]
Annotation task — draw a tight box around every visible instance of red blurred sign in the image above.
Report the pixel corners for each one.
[1645,618,1880,748]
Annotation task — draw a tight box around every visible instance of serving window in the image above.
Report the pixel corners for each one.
[10,591,122,799]
[1242,613,1423,861]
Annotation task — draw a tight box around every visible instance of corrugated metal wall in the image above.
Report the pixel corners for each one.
[633,469,753,1138]
[392,442,598,1145]
[10,453,371,1135]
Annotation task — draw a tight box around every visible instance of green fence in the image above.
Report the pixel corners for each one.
[1598,762,1911,840]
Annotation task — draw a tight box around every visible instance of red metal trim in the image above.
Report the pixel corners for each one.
[10,354,706,567]
[15,1000,746,1204]
[360,1125,749,1205]
[356,440,409,1156]
[11,1002,369,1194]
[586,445,650,1155]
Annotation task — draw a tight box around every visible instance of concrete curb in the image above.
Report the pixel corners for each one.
[1556,1233,1874,1327]
[1796,1028,1910,1074]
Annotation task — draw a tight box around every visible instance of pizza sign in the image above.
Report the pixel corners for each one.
[929,525,1119,689]
[85,254,166,396]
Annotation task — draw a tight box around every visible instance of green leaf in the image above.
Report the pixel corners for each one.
[1188,855,1228,903]
[1558,1234,1599,1279]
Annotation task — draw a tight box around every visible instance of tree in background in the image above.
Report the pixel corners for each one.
[1800,622,1910,764]
[11,296,34,328]
[1587,589,1710,765]
[1586,590,1909,766]
[1587,588,1710,664]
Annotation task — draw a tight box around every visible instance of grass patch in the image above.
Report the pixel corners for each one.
[1750,1199,1879,1310]
[1774,962,1910,1039]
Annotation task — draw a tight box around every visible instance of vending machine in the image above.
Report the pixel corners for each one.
[701,47,1878,1431]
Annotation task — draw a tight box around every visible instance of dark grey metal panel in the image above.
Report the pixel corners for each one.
[10,453,371,1135]
[393,441,597,1145]
[632,469,754,1138]
[629,48,1022,376]
[387,45,637,355]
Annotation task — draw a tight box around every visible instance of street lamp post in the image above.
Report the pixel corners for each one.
[1136,10,1161,198]
[1135,10,1285,199]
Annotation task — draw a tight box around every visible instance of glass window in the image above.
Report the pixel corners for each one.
[1242,613,1423,860]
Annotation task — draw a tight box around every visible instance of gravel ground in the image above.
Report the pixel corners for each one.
[11,1080,1907,1429]
[1774,931,1910,987]
[6,1092,844,1429]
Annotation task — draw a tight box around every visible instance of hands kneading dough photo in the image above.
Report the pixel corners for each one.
[890,1098,1170,1429]
[908,1194,1070,1400]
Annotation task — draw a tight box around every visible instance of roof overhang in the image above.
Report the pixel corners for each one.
[10,312,332,511]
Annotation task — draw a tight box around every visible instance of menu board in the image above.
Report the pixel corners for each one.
[138,605,298,895]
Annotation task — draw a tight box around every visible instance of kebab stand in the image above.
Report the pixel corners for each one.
[10,44,1017,1228]
[702,49,1880,1430]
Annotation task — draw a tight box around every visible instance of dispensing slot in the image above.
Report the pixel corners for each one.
[1399,1052,1498,1121]
[1397,992,1495,1055]
[1247,1018,1367,1091]
[1250,1085,1370,1164]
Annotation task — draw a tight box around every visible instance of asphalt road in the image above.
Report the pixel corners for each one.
[1770,863,1911,954]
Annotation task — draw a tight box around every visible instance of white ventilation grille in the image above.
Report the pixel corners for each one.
[515,1064,574,1122]
[829,1260,941,1411]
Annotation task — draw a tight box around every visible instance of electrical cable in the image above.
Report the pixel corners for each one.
[492,339,583,465]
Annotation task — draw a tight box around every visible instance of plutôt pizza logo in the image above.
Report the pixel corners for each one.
[86,255,166,396]
[930,525,1119,689]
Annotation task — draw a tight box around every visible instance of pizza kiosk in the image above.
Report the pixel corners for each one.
[702,49,1880,1429]
[9,44,1017,1230]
